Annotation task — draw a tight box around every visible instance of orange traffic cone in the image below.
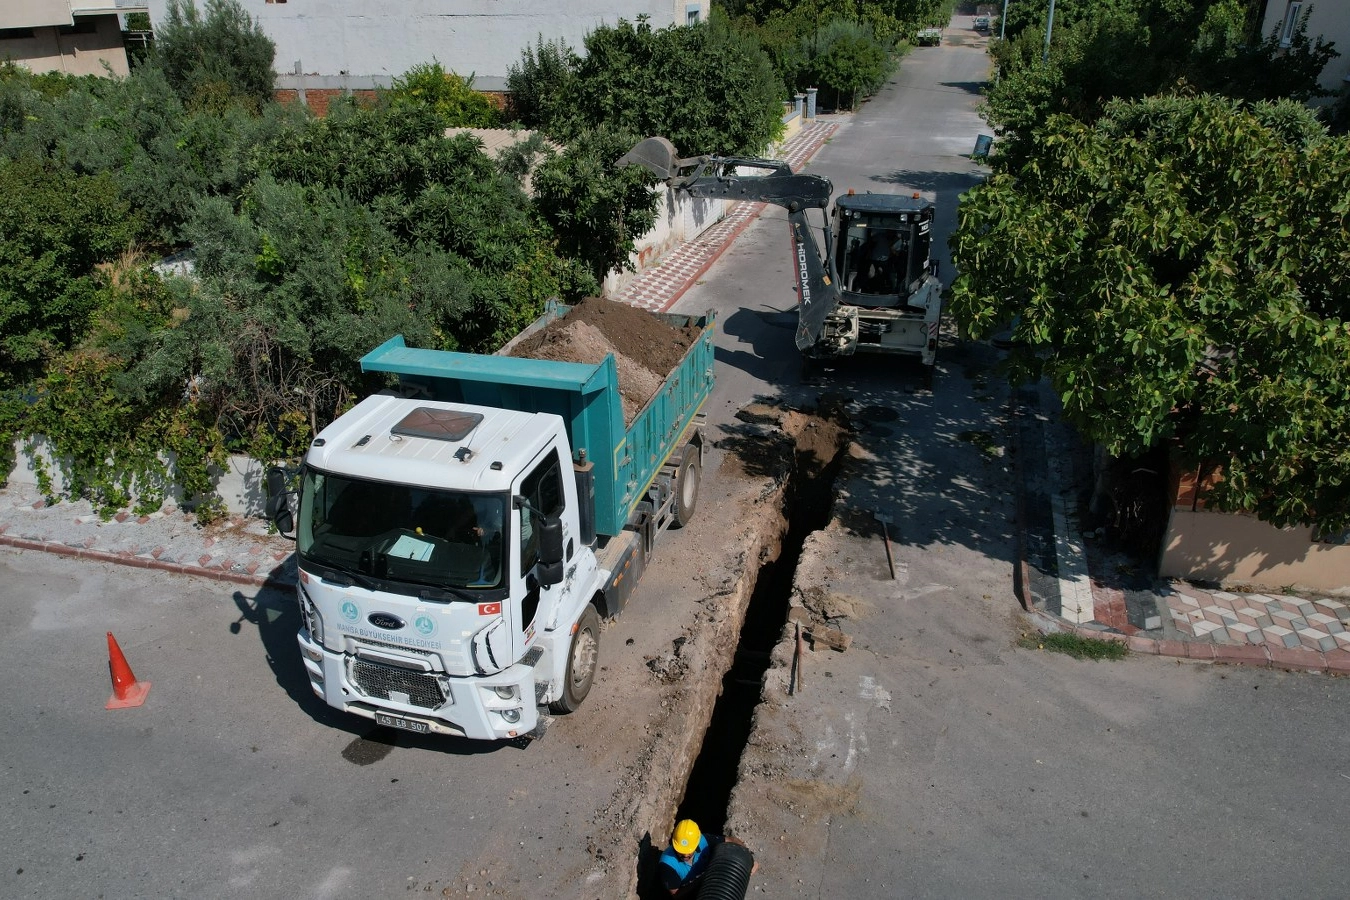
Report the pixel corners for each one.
[105,632,151,709]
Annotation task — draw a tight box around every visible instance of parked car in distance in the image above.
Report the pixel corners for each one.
[916,27,942,46]
[973,16,991,32]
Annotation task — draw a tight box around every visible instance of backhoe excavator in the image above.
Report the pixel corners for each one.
[619,136,944,384]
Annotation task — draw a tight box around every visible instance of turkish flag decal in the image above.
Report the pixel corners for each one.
[477,602,502,616]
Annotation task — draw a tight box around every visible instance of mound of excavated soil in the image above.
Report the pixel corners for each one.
[508,297,702,424]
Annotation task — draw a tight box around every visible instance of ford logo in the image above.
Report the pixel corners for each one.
[368,613,404,631]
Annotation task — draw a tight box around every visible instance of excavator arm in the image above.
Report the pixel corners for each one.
[618,137,841,351]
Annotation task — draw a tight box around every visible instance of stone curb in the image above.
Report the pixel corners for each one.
[0,532,296,588]
[1022,605,1350,674]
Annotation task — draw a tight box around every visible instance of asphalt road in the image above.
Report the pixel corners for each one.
[5,16,1349,900]
[690,16,1350,900]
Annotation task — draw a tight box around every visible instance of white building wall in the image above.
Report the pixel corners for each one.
[1261,0,1350,97]
[146,0,710,87]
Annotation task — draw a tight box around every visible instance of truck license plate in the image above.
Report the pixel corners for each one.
[376,712,430,734]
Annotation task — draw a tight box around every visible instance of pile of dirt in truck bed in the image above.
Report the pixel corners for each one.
[507,296,703,423]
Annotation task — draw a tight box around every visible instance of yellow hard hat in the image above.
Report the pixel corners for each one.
[672,820,701,855]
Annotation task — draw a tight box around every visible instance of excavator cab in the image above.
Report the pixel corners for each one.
[835,193,935,308]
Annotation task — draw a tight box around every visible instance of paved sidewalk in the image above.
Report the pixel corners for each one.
[1013,381,1350,674]
[613,120,837,313]
[0,120,838,590]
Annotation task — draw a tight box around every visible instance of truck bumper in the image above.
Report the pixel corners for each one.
[297,630,540,741]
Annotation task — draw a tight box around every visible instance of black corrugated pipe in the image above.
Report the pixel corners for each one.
[696,842,754,899]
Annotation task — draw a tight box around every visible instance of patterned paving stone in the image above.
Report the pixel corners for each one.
[1233,607,1274,628]
[1273,595,1317,616]
[1202,605,1238,625]
[1306,612,1344,634]
[1313,599,1349,624]
[1191,620,1223,639]
[1269,608,1307,630]
[1296,628,1337,652]
[1261,625,1301,649]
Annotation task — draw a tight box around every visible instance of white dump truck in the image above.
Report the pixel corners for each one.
[266,302,716,741]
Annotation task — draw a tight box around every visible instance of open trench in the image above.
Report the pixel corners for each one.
[637,402,850,897]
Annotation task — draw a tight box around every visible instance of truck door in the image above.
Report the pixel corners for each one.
[515,446,569,657]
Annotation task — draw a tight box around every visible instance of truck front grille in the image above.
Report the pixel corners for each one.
[349,658,447,710]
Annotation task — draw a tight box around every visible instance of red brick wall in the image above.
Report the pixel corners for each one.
[272,88,380,117]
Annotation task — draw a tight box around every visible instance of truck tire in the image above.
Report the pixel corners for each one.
[550,604,599,714]
[673,443,701,528]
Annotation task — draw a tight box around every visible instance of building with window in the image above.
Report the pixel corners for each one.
[144,0,710,97]
[0,0,147,77]
[1260,0,1350,99]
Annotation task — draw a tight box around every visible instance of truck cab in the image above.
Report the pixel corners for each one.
[290,397,596,740]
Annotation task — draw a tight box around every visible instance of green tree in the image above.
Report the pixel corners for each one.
[505,36,578,129]
[950,95,1350,530]
[985,0,1338,167]
[520,14,784,157]
[151,0,276,112]
[803,19,893,110]
[528,126,661,282]
[386,62,501,128]
[0,159,142,387]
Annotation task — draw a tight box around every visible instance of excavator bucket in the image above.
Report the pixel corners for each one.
[616,136,685,181]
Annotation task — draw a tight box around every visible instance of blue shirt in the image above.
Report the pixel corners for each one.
[658,834,721,893]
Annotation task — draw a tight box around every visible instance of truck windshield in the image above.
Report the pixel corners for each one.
[297,470,506,592]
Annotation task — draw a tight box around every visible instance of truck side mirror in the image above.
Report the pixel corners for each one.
[537,515,565,587]
[539,516,564,564]
[264,466,295,537]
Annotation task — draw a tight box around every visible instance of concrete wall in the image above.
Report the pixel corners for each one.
[1160,460,1350,593]
[602,189,727,297]
[9,438,272,518]
[149,0,710,88]
[601,103,805,296]
[1159,509,1350,594]
[1260,0,1350,98]
[0,14,131,77]
[1,0,74,28]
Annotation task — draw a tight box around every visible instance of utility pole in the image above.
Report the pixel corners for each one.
[1000,0,1009,40]
[1042,0,1057,62]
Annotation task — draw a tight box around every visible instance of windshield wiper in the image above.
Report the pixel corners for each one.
[417,585,480,604]
[313,562,378,591]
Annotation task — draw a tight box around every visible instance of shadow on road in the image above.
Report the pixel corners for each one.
[714,305,799,381]
[228,565,527,756]
[869,168,985,196]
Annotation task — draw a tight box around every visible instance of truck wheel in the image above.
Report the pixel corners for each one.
[550,605,600,714]
[673,443,701,528]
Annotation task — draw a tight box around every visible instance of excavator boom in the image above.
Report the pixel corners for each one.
[618,137,840,350]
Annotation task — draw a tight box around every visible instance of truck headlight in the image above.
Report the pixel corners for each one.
[493,686,517,700]
[500,708,521,724]
[299,586,324,644]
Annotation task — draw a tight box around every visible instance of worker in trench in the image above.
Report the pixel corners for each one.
[657,819,758,896]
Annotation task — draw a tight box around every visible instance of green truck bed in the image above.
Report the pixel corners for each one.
[360,302,716,538]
